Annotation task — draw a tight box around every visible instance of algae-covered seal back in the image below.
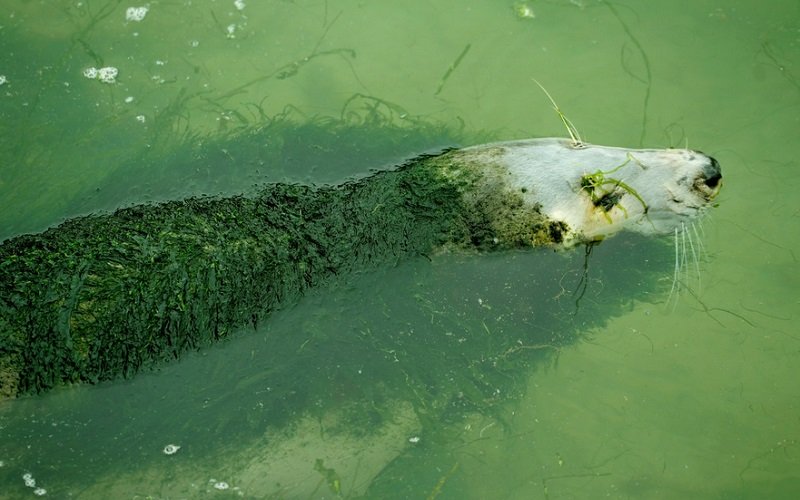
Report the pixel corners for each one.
[0,136,721,398]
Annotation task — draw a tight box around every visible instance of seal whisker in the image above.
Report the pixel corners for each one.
[690,221,708,264]
[686,222,702,294]
[667,225,682,308]
[680,223,690,292]
[667,221,705,309]
[693,217,708,244]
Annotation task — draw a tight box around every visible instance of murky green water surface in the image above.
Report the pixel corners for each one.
[1,0,798,498]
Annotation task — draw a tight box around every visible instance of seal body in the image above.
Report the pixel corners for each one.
[0,137,721,398]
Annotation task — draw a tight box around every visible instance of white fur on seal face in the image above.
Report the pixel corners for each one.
[459,138,721,246]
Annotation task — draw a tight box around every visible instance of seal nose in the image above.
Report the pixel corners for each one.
[703,157,722,189]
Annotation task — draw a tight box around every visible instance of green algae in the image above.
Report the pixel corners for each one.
[0,147,465,397]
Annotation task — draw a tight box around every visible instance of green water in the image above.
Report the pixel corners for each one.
[1,0,798,498]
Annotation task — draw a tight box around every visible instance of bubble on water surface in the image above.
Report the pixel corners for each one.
[83,66,118,83]
[97,67,118,83]
[126,6,149,22]
[163,444,181,455]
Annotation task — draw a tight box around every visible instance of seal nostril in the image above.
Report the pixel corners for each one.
[703,157,722,189]
[704,172,722,189]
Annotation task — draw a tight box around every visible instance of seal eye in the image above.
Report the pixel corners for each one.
[596,190,622,211]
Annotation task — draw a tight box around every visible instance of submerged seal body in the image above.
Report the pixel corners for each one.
[0,137,721,398]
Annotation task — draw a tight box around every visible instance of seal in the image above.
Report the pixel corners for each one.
[0,136,721,398]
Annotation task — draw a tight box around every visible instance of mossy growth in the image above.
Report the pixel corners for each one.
[579,153,649,222]
[0,113,480,398]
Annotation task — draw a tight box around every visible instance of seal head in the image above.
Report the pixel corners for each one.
[444,138,721,247]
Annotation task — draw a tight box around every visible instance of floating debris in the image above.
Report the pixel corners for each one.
[513,2,535,19]
[0,75,7,86]
[213,481,230,490]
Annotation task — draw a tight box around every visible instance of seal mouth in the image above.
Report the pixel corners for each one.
[696,156,722,200]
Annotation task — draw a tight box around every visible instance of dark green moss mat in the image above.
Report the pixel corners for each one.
[0,147,474,398]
